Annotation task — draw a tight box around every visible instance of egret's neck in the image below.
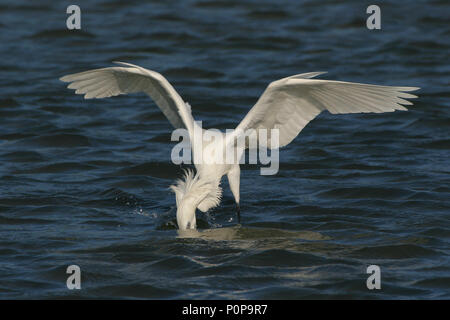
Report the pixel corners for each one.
[170,169,215,230]
[176,199,197,230]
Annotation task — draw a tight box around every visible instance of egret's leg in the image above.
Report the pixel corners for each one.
[236,203,241,224]
[227,165,241,224]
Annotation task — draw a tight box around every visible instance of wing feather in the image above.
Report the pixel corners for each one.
[233,74,419,148]
[61,62,193,132]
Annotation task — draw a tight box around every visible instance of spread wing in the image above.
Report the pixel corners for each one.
[60,62,194,132]
[233,72,419,148]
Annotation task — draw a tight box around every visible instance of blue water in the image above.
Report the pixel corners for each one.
[0,0,449,299]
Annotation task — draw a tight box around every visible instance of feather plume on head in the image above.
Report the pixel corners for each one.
[170,169,222,230]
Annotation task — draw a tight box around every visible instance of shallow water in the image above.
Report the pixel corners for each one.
[0,0,449,299]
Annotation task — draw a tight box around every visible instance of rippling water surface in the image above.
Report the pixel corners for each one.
[0,0,449,299]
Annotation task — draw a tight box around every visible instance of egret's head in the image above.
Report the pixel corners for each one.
[170,169,215,230]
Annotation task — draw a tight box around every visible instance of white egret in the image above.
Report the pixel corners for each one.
[60,62,419,230]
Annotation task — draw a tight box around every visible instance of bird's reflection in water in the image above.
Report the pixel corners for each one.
[175,225,349,267]
[177,225,330,242]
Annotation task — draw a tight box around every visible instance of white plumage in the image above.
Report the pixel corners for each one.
[61,62,419,230]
